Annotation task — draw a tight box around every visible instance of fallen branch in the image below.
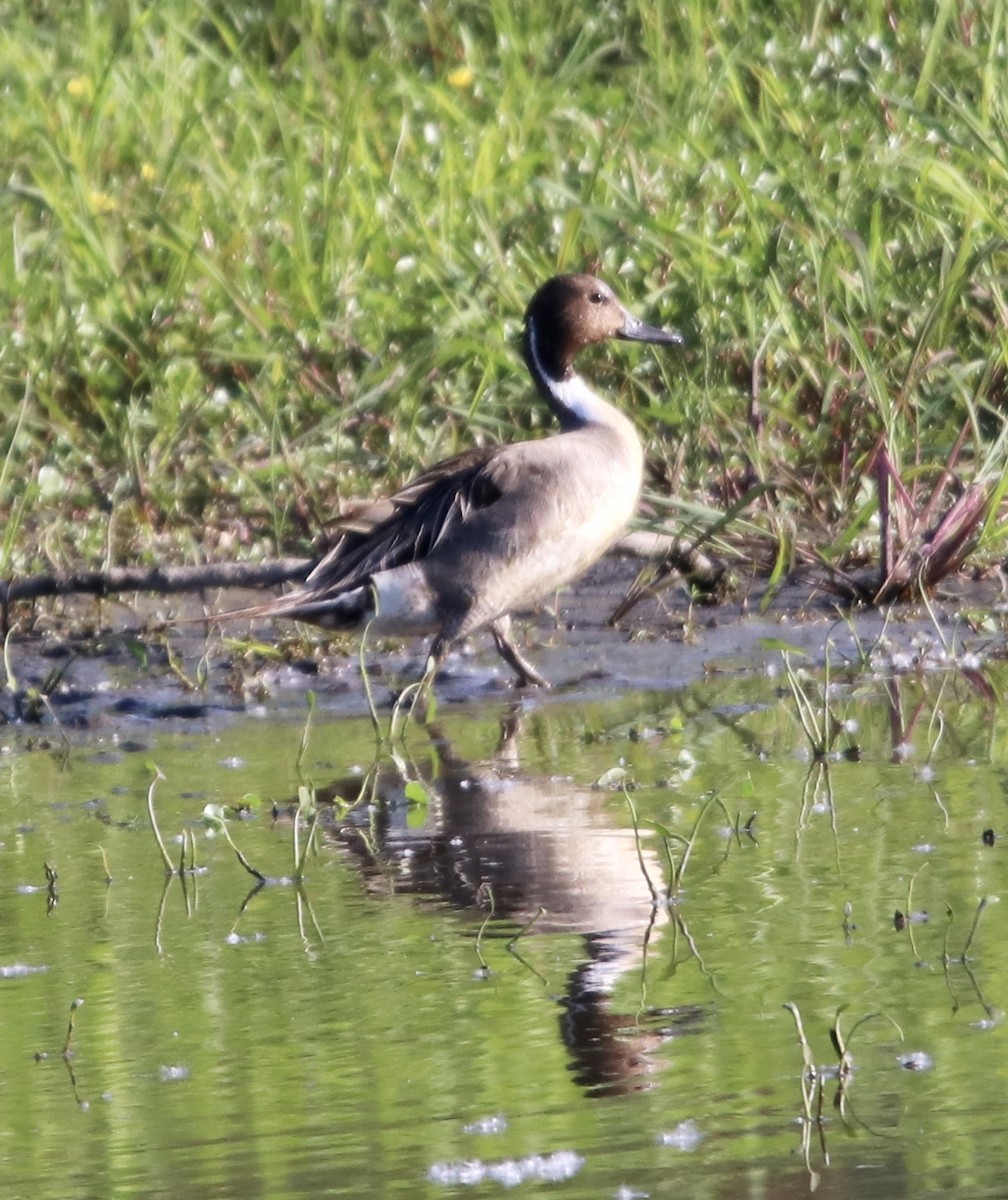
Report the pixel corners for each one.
[0,558,310,629]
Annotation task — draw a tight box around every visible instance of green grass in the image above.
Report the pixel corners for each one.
[2,0,1007,586]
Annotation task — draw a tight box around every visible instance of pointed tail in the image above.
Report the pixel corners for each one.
[180,585,373,631]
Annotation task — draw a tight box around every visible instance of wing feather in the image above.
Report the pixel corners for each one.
[302,446,505,597]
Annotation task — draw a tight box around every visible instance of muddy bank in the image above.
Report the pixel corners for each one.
[2,552,1006,736]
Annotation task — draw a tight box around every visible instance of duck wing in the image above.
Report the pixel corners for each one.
[302,445,506,596]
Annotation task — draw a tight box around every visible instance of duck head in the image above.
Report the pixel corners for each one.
[522,273,683,385]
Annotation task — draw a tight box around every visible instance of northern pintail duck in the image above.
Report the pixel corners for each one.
[238,274,682,686]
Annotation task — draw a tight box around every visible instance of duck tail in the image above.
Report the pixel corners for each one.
[179,585,373,631]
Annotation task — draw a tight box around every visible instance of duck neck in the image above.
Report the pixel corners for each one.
[523,319,616,432]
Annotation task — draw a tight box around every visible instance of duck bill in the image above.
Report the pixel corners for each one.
[618,311,685,347]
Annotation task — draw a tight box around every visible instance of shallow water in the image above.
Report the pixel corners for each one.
[2,640,1008,1198]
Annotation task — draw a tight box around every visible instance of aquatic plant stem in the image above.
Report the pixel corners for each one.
[62,999,83,1058]
[474,885,495,973]
[903,861,929,961]
[359,602,382,742]
[506,906,546,950]
[957,895,993,961]
[295,690,316,775]
[623,788,659,905]
[783,1001,817,1079]
[146,766,174,875]
[213,818,267,884]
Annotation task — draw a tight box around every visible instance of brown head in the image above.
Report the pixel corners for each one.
[521,273,683,425]
[523,273,682,378]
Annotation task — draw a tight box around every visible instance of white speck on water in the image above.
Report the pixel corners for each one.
[657,1119,703,1151]
[463,1114,507,1135]
[226,931,266,945]
[0,962,49,978]
[898,1051,934,1071]
[159,1064,190,1082]
[428,1150,583,1188]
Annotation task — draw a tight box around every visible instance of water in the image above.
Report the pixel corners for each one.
[2,661,1006,1198]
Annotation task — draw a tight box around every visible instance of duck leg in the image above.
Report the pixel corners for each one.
[491,616,549,688]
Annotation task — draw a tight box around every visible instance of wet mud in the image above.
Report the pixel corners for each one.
[2,552,1005,736]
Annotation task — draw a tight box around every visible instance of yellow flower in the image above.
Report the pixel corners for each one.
[446,66,474,89]
[140,162,157,183]
[89,190,115,214]
[66,75,93,99]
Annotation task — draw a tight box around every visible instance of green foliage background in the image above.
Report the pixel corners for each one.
[2,0,1006,571]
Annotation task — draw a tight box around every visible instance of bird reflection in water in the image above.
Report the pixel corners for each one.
[305,708,712,1097]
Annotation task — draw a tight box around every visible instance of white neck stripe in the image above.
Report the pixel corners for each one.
[549,373,607,426]
[526,318,607,428]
